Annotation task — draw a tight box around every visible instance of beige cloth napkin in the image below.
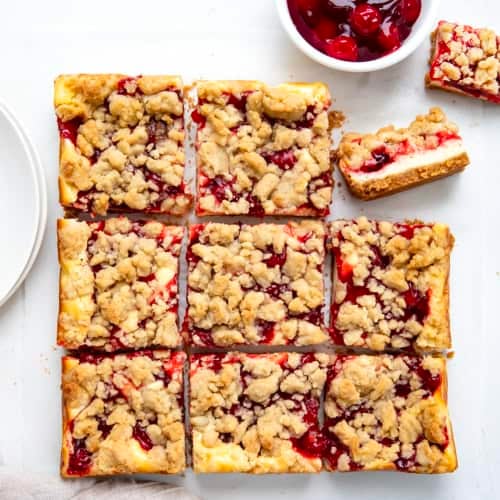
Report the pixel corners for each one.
[0,467,200,500]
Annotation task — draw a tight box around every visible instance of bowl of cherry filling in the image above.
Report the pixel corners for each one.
[276,0,439,72]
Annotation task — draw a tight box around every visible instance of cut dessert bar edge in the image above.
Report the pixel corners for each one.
[193,80,333,217]
[324,354,458,473]
[341,153,469,201]
[57,218,184,352]
[54,74,192,215]
[60,350,187,477]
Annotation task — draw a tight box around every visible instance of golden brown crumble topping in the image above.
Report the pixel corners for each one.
[337,107,464,173]
[58,217,183,351]
[330,217,453,352]
[61,351,186,477]
[189,352,328,473]
[193,81,333,216]
[185,221,328,347]
[324,354,457,473]
[427,21,500,103]
[55,74,192,215]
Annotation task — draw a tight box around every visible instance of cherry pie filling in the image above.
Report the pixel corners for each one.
[84,221,181,351]
[195,92,332,216]
[58,76,189,212]
[347,130,462,175]
[331,222,431,348]
[186,224,325,346]
[324,355,449,471]
[288,0,422,62]
[65,351,184,476]
[429,24,500,103]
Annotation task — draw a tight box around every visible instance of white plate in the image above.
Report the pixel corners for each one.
[0,101,45,307]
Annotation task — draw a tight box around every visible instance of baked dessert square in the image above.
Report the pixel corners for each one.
[57,217,183,351]
[336,107,469,200]
[61,350,186,477]
[426,21,500,104]
[185,221,328,347]
[190,352,328,473]
[55,74,192,215]
[330,217,454,352]
[324,354,457,473]
[193,80,333,216]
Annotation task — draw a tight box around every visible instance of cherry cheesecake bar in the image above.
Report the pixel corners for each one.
[193,80,333,216]
[190,352,328,473]
[57,217,183,351]
[55,74,192,215]
[336,108,469,200]
[185,221,328,347]
[61,350,186,477]
[324,354,457,473]
[330,217,454,352]
[426,21,500,104]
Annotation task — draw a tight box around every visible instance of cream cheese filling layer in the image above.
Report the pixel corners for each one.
[348,139,465,183]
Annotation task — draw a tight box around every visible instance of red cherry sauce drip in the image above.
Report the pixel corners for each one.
[132,423,154,451]
[288,0,421,62]
[360,146,391,173]
[261,149,297,170]
[192,353,226,373]
[225,91,251,113]
[255,320,276,344]
[67,437,92,476]
[117,76,143,96]
[191,108,206,129]
[57,117,81,145]
[263,248,287,268]
[97,417,113,439]
[247,195,266,217]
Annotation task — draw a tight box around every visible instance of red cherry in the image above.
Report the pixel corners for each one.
[314,18,338,40]
[377,23,401,52]
[350,4,382,37]
[325,35,358,61]
[298,0,321,27]
[400,0,421,24]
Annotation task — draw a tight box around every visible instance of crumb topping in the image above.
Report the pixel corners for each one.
[324,354,456,473]
[429,22,500,102]
[337,108,462,174]
[185,221,328,347]
[62,351,186,476]
[190,352,329,473]
[194,81,333,216]
[330,217,453,352]
[58,218,183,351]
[55,74,191,215]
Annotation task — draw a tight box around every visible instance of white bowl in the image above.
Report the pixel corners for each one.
[276,0,440,72]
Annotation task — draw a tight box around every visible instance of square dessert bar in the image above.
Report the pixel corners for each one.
[330,217,454,352]
[324,354,457,473]
[193,80,333,216]
[61,350,186,477]
[336,107,469,200]
[54,74,192,215]
[57,217,184,351]
[185,221,328,347]
[190,352,328,473]
[426,21,500,104]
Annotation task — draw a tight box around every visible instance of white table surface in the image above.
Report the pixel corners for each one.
[0,1,499,498]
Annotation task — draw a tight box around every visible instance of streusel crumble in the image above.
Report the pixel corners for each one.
[57,217,183,351]
[190,352,328,473]
[193,80,333,216]
[324,354,457,473]
[55,74,192,215]
[330,217,453,352]
[185,221,328,347]
[61,350,186,477]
